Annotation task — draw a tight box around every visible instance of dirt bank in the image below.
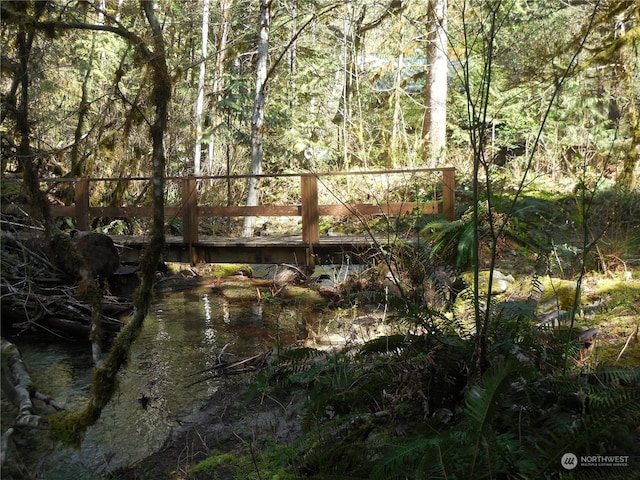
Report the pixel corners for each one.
[112,375,304,480]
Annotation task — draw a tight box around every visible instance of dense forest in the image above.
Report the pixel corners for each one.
[1,0,636,187]
[1,0,639,479]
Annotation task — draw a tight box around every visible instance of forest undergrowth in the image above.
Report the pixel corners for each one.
[162,171,640,480]
[3,163,638,480]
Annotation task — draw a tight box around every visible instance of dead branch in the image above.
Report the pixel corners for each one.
[185,349,271,387]
[1,214,129,342]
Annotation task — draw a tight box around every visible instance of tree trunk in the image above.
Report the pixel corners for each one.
[194,0,211,175]
[1,339,42,428]
[391,50,405,166]
[422,0,448,165]
[617,85,639,190]
[13,1,52,229]
[340,5,352,170]
[1,338,47,465]
[47,0,171,447]
[243,0,271,237]
[138,0,169,309]
[208,0,233,173]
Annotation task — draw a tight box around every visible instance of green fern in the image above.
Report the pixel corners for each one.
[369,438,430,480]
[420,218,461,257]
[533,379,640,476]
[358,334,408,355]
[296,412,377,477]
[246,346,326,401]
[455,220,476,269]
[274,346,324,366]
[465,360,523,479]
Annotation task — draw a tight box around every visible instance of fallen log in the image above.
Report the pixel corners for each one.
[1,338,58,466]
[1,338,41,423]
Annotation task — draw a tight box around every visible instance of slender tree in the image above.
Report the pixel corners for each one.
[422,0,448,165]
[207,0,233,173]
[3,1,52,227]
[193,0,211,175]
[243,0,271,237]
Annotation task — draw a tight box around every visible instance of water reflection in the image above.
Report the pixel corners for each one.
[1,286,310,478]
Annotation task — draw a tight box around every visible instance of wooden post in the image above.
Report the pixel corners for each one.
[182,177,199,264]
[301,174,319,267]
[74,178,90,230]
[442,167,455,221]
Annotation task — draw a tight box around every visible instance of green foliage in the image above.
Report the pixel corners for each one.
[508,195,565,245]
[370,437,431,480]
[246,283,640,479]
[421,201,499,269]
[0,0,635,184]
[357,333,407,355]
[485,301,539,358]
[190,445,302,480]
[247,346,327,399]
[3,1,639,477]
[464,360,523,477]
[385,364,640,480]
[421,215,475,269]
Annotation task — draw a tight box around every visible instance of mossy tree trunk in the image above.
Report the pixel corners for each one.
[47,0,170,447]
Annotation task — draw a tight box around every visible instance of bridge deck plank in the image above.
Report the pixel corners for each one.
[112,234,424,265]
[111,234,417,247]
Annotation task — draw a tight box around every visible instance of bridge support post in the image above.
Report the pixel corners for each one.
[182,177,199,265]
[74,178,90,230]
[301,174,319,267]
[442,167,455,221]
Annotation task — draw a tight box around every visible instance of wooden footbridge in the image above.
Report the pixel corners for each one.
[25,168,455,267]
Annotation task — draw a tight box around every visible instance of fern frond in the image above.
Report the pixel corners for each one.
[591,366,640,386]
[369,438,430,480]
[276,346,324,363]
[296,412,378,477]
[455,221,476,268]
[465,360,522,478]
[358,334,407,355]
[532,368,640,477]
[529,273,544,299]
[421,218,461,236]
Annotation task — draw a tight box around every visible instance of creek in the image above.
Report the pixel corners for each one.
[1,280,332,479]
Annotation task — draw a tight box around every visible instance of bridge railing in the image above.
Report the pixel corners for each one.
[33,167,455,246]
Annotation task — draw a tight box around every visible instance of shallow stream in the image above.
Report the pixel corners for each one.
[1,283,325,479]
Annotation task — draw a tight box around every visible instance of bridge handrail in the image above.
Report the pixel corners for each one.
[18,166,453,184]
[5,169,455,261]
